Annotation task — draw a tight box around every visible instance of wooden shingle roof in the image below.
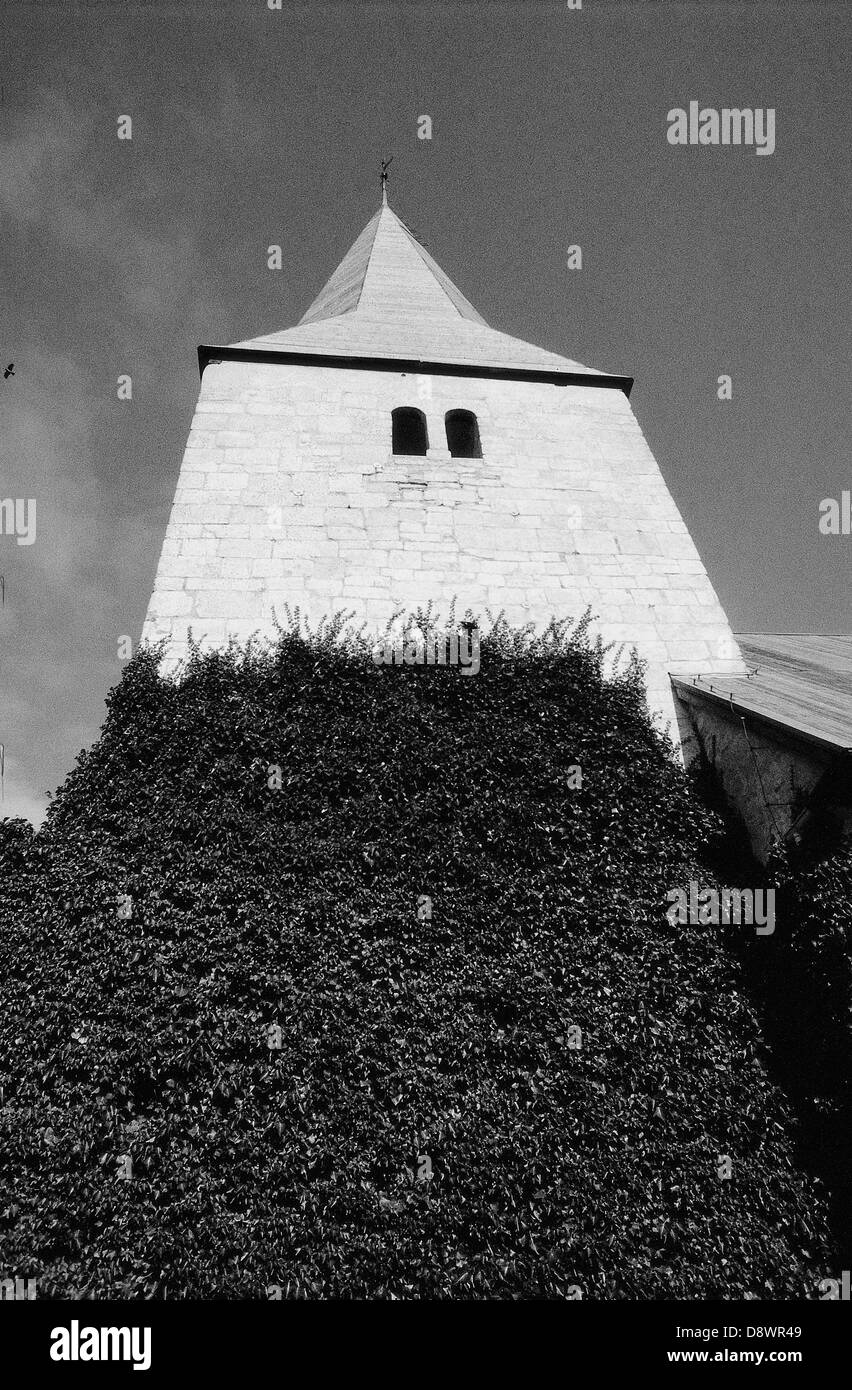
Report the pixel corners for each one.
[672,634,852,752]
[229,201,604,377]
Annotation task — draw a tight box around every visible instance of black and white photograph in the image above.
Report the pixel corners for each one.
[1,0,849,1371]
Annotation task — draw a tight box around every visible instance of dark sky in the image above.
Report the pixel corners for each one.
[1,0,850,825]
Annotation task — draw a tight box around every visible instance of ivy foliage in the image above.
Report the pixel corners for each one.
[0,616,838,1298]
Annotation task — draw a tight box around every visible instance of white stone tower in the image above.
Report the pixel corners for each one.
[143,192,745,734]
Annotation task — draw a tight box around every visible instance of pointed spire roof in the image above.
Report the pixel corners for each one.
[230,201,602,376]
[298,203,489,329]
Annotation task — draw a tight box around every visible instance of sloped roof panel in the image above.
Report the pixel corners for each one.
[230,201,602,376]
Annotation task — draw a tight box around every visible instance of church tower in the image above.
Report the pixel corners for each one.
[143,193,745,734]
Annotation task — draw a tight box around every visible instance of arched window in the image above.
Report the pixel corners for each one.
[392,406,428,456]
[445,409,482,458]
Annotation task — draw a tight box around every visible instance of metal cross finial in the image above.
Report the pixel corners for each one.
[380,157,393,203]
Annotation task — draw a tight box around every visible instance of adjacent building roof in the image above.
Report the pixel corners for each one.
[227,200,604,377]
[672,634,852,752]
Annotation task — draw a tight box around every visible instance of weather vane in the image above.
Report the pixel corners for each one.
[380,157,393,202]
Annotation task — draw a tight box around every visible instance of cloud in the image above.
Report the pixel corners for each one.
[0,86,233,826]
[0,88,229,332]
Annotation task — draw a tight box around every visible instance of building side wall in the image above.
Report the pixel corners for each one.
[674,689,850,862]
[143,359,745,735]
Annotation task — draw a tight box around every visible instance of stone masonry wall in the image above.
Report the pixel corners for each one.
[673,689,846,862]
[142,358,746,738]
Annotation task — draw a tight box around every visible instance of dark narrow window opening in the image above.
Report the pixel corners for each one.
[445,409,482,458]
[392,406,429,456]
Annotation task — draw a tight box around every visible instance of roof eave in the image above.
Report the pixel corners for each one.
[670,674,852,756]
[197,344,633,396]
